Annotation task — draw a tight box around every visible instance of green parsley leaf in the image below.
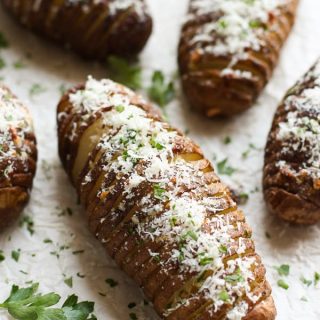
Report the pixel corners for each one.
[0,32,9,48]
[13,60,26,69]
[128,302,136,309]
[29,84,46,97]
[217,158,236,176]
[277,279,289,290]
[11,249,21,262]
[218,290,230,302]
[219,245,228,254]
[0,250,5,262]
[150,135,164,150]
[64,277,73,288]
[223,136,231,144]
[274,264,290,277]
[148,70,175,107]
[105,278,118,288]
[153,184,167,200]
[19,215,35,235]
[107,56,142,90]
[129,312,138,320]
[225,268,244,283]
[300,276,312,287]
[0,57,5,69]
[199,257,214,266]
[314,272,320,286]
[115,105,125,113]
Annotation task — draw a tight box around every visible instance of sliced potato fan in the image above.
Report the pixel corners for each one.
[57,77,276,319]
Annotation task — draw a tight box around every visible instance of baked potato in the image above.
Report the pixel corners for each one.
[1,0,152,60]
[178,0,298,118]
[0,85,37,230]
[263,59,320,225]
[57,77,276,319]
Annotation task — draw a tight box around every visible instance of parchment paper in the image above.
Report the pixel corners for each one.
[0,1,320,319]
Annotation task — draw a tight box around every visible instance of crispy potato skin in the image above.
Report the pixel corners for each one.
[263,61,320,225]
[57,80,276,319]
[178,0,298,118]
[0,86,37,230]
[1,0,152,60]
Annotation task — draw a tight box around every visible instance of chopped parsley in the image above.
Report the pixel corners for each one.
[218,290,230,302]
[300,276,312,287]
[217,158,236,176]
[107,56,142,90]
[13,60,26,69]
[148,70,175,107]
[225,268,244,283]
[0,57,5,69]
[29,84,46,97]
[199,256,214,266]
[0,250,5,262]
[274,264,290,277]
[115,105,125,113]
[105,278,118,288]
[19,215,35,235]
[0,32,9,48]
[277,279,289,290]
[11,249,21,262]
[219,245,228,254]
[150,135,164,150]
[153,184,167,200]
[223,136,231,144]
[129,312,138,320]
[314,272,320,286]
[128,302,136,309]
[64,277,73,288]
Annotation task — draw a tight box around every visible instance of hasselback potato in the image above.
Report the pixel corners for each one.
[263,59,320,225]
[57,77,276,319]
[1,0,152,60]
[178,0,298,117]
[0,85,37,230]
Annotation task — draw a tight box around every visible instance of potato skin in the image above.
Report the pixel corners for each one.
[263,60,320,225]
[1,0,152,60]
[0,85,37,230]
[178,0,298,118]
[57,78,276,319]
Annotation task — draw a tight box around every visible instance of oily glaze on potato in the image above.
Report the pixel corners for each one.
[0,85,37,230]
[57,77,276,319]
[263,59,320,225]
[178,0,298,118]
[1,0,152,60]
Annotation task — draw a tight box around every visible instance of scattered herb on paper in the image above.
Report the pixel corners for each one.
[148,70,175,107]
[107,56,142,90]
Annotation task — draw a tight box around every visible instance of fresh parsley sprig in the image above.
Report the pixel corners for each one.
[148,71,175,107]
[0,283,96,320]
[107,56,142,90]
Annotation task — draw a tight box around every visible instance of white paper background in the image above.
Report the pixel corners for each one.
[0,1,320,319]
